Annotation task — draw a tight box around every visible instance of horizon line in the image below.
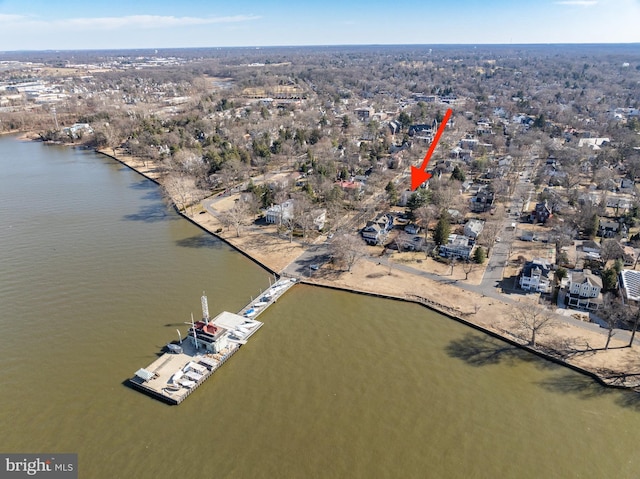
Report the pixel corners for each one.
[1,41,640,54]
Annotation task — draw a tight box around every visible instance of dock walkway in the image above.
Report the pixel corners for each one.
[129,278,297,405]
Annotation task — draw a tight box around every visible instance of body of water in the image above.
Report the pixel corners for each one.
[1,135,639,478]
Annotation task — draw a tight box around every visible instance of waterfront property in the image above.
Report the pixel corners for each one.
[519,258,552,293]
[130,278,296,404]
[566,269,603,311]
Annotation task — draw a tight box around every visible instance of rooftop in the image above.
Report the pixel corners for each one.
[620,270,640,302]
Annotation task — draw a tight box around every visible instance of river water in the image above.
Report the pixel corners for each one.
[1,135,640,478]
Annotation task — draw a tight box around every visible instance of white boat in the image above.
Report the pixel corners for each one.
[254,301,268,307]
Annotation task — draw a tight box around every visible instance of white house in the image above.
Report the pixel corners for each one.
[265,200,294,225]
[566,269,603,311]
[463,219,485,240]
[519,258,552,293]
[361,223,387,245]
[439,234,474,260]
[578,137,610,150]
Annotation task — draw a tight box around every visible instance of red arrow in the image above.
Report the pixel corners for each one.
[410,108,453,190]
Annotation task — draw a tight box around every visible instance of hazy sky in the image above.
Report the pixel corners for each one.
[0,0,638,51]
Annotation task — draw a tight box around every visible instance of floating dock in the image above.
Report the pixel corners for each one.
[129,278,296,405]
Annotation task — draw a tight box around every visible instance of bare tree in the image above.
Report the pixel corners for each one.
[220,199,251,237]
[601,294,629,350]
[628,307,640,348]
[414,205,437,241]
[478,221,501,257]
[330,234,367,272]
[462,261,476,280]
[600,239,625,264]
[163,173,199,217]
[511,303,555,347]
[291,195,315,243]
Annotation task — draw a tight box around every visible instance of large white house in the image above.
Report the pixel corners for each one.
[439,234,474,260]
[519,258,552,293]
[566,269,603,311]
[265,200,294,225]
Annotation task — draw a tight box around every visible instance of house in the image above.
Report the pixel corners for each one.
[520,231,538,242]
[361,214,394,245]
[265,200,294,225]
[531,201,552,224]
[470,189,495,213]
[413,93,437,103]
[408,121,437,142]
[620,178,634,191]
[393,232,425,252]
[622,245,638,266]
[461,180,473,192]
[336,180,364,194]
[519,259,552,293]
[404,224,421,235]
[620,269,640,305]
[578,137,610,150]
[566,269,603,311]
[598,219,627,238]
[361,223,387,245]
[439,234,474,260]
[476,119,493,135]
[459,137,480,150]
[606,196,632,212]
[581,240,601,254]
[309,209,327,231]
[450,146,473,161]
[388,120,401,135]
[354,107,374,122]
[463,219,485,240]
[64,123,93,138]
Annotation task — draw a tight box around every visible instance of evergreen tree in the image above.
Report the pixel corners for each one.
[473,246,486,264]
[451,165,466,182]
[601,268,618,291]
[398,111,412,127]
[555,266,567,283]
[406,190,427,211]
[385,181,399,206]
[433,215,451,246]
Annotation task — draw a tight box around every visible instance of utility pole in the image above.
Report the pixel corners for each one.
[52,106,59,130]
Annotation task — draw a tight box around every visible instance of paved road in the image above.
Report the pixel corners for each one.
[478,158,537,295]
[282,241,333,279]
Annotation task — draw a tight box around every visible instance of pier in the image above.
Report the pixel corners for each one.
[129,277,297,405]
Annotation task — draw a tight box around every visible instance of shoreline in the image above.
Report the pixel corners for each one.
[77,144,640,393]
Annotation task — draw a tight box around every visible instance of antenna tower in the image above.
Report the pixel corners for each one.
[201,292,209,323]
